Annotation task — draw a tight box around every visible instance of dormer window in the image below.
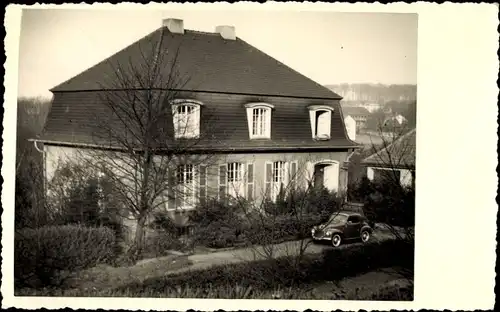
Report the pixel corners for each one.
[308,105,334,140]
[171,99,203,139]
[245,102,274,139]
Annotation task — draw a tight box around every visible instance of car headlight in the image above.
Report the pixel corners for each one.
[325,230,332,236]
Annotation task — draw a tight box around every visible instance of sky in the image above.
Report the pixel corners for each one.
[17,8,417,98]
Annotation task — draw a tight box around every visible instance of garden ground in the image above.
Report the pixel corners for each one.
[46,228,399,297]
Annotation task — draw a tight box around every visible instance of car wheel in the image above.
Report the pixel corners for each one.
[331,234,342,247]
[361,230,370,243]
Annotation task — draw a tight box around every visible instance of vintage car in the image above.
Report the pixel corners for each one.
[311,211,373,247]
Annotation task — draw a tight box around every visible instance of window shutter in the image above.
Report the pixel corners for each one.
[284,161,290,187]
[290,161,298,188]
[174,166,182,209]
[193,106,201,137]
[199,165,207,205]
[246,163,254,201]
[219,164,227,200]
[266,108,272,138]
[167,168,176,210]
[265,162,272,198]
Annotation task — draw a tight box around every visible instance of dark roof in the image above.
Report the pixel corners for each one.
[39,91,358,151]
[40,25,357,151]
[51,28,341,99]
[342,106,370,117]
[362,128,416,168]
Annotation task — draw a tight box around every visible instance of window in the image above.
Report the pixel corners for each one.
[252,108,268,137]
[347,215,361,224]
[265,161,295,202]
[273,161,286,184]
[245,103,274,139]
[219,163,254,200]
[227,162,245,198]
[308,105,334,140]
[315,111,330,138]
[176,164,195,209]
[171,99,203,139]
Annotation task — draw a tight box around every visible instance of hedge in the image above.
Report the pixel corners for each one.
[15,225,117,287]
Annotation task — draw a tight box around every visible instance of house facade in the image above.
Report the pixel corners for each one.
[36,18,359,224]
[359,102,383,113]
[362,128,416,188]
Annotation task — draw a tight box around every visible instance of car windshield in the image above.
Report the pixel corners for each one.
[327,213,349,224]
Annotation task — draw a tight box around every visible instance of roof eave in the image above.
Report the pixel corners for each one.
[31,138,359,153]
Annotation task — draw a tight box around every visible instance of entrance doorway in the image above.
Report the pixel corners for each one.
[313,161,339,192]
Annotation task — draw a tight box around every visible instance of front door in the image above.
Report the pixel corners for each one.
[323,163,339,192]
[314,165,324,190]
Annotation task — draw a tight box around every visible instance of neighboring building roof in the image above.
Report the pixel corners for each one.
[40,24,358,151]
[51,28,340,99]
[341,106,370,117]
[362,128,416,169]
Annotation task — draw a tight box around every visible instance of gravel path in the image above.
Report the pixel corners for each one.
[166,230,394,276]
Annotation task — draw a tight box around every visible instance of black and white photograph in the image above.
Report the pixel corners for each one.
[2,3,497,311]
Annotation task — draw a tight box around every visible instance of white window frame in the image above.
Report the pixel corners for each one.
[227,162,245,198]
[266,160,291,202]
[308,105,334,140]
[171,99,203,139]
[273,161,286,184]
[244,102,274,139]
[174,164,196,210]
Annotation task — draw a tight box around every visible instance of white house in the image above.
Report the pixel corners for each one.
[362,128,415,188]
[359,102,383,113]
[344,115,356,141]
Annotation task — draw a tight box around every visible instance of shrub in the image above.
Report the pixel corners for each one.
[348,176,415,229]
[142,232,187,258]
[16,98,51,230]
[119,255,314,294]
[189,189,341,249]
[191,198,243,226]
[263,187,340,217]
[145,212,196,255]
[47,161,126,240]
[365,182,415,228]
[191,199,247,248]
[150,211,182,236]
[192,221,243,249]
[319,239,414,281]
[15,225,117,288]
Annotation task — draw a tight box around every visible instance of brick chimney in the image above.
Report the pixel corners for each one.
[215,25,236,40]
[163,18,184,34]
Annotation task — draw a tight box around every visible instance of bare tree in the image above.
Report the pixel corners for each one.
[16,97,52,229]
[72,30,222,259]
[214,156,352,285]
[356,120,416,246]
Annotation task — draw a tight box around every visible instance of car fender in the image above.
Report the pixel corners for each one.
[360,225,373,233]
